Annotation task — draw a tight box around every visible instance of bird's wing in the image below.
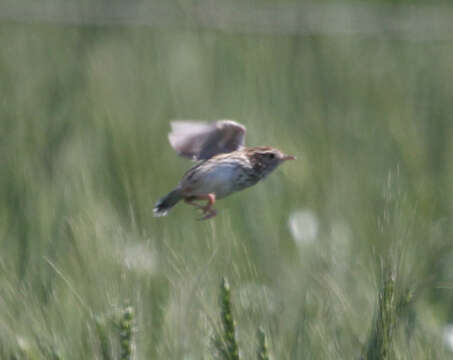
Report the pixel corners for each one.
[168,120,246,160]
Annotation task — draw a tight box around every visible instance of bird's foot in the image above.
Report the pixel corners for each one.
[185,193,217,220]
[197,208,217,220]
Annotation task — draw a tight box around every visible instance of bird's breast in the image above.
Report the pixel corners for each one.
[181,158,252,199]
[201,161,240,198]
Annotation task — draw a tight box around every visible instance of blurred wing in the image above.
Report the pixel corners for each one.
[168,120,246,160]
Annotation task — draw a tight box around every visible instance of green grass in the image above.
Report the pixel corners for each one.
[1,13,453,359]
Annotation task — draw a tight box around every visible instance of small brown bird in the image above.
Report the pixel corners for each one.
[154,120,295,220]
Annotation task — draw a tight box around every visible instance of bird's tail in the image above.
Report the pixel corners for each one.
[153,189,182,217]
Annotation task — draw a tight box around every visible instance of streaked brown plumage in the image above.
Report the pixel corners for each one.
[154,120,295,220]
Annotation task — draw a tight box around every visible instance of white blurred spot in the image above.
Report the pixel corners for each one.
[16,336,30,352]
[288,209,319,246]
[443,325,453,351]
[122,243,158,275]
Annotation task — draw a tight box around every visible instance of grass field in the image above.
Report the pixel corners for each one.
[2,5,453,358]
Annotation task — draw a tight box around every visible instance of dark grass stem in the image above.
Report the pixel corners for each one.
[119,306,135,360]
[257,328,270,360]
[362,266,397,360]
[95,317,113,360]
[217,277,240,360]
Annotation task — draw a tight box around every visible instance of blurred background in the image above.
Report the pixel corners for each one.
[1,0,453,358]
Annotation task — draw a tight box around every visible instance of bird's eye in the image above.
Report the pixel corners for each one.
[267,153,275,159]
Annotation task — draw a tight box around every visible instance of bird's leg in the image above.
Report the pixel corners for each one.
[198,193,217,220]
[184,197,205,210]
[185,194,217,220]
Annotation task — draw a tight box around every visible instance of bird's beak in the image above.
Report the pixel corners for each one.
[282,154,296,161]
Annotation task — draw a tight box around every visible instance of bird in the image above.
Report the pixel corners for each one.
[153,120,295,220]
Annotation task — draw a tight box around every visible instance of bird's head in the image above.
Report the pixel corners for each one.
[247,147,295,178]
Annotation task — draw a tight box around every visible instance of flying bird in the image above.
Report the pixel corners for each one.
[154,120,295,220]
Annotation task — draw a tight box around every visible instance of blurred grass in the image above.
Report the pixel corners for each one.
[1,10,453,358]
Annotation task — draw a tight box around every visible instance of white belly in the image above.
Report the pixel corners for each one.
[185,161,240,199]
[199,162,238,198]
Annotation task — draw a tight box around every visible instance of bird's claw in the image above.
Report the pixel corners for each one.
[197,208,217,220]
